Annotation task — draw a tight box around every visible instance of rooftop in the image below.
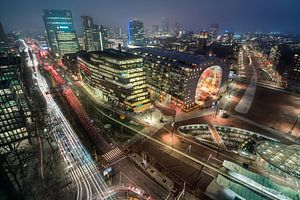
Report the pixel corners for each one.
[131,47,218,66]
[90,49,141,61]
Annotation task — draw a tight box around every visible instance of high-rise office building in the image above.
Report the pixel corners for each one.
[0,55,32,154]
[194,31,208,50]
[81,15,106,51]
[221,30,234,46]
[81,15,94,30]
[151,25,159,35]
[128,19,145,46]
[78,49,150,112]
[0,21,7,52]
[209,24,219,41]
[174,22,181,37]
[43,9,79,57]
[290,54,300,81]
[161,17,169,34]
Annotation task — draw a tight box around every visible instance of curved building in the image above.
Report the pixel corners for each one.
[129,48,229,111]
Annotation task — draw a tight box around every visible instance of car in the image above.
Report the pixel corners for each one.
[129,186,144,196]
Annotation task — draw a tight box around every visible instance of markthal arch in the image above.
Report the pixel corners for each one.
[195,65,223,103]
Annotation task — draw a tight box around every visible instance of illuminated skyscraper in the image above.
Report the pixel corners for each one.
[209,24,219,41]
[161,17,169,34]
[81,15,106,51]
[128,19,145,46]
[81,15,94,30]
[43,9,79,57]
[0,21,7,52]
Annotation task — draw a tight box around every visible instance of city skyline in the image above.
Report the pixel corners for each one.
[1,0,300,34]
[1,1,300,200]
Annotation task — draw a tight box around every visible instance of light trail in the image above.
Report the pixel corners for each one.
[21,39,113,200]
[91,104,287,200]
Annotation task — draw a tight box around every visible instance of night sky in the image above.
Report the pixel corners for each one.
[1,0,300,34]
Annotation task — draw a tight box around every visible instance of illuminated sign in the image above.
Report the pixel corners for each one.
[57,26,69,29]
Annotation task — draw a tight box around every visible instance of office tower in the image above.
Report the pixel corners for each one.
[151,25,159,34]
[81,15,94,30]
[78,49,150,112]
[209,24,219,41]
[197,31,208,49]
[174,22,181,37]
[81,15,106,51]
[161,17,169,34]
[290,54,300,81]
[0,21,7,52]
[0,55,32,154]
[128,19,145,46]
[43,9,79,57]
[221,30,234,46]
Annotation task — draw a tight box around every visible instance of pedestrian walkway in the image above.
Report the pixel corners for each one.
[102,147,123,162]
[235,59,257,114]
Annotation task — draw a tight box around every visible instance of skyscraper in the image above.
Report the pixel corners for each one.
[209,24,219,41]
[151,25,159,35]
[81,15,94,30]
[174,22,181,37]
[0,21,7,52]
[128,19,145,46]
[43,9,79,57]
[161,17,170,34]
[81,15,106,51]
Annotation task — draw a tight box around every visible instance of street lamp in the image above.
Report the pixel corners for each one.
[289,114,299,134]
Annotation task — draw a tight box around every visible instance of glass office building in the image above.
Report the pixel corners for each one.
[81,16,106,51]
[43,9,79,57]
[78,49,150,112]
[128,19,145,46]
[0,56,32,154]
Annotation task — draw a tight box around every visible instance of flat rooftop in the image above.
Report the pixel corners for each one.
[90,49,141,61]
[131,47,218,66]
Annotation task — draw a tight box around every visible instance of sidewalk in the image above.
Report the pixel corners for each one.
[80,82,178,130]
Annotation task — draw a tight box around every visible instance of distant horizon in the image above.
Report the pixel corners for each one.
[1,0,300,35]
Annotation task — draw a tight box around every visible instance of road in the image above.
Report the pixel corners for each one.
[21,40,113,200]
[92,104,289,200]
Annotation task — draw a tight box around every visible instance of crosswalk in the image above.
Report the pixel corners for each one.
[102,147,123,162]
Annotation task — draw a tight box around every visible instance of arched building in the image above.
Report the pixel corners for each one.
[129,47,229,111]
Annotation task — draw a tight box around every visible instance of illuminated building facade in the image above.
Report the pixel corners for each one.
[78,49,150,112]
[128,19,145,46]
[194,31,208,50]
[0,21,7,52]
[43,9,79,57]
[290,54,300,81]
[0,56,32,154]
[129,48,228,111]
[81,15,106,51]
[209,24,219,41]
